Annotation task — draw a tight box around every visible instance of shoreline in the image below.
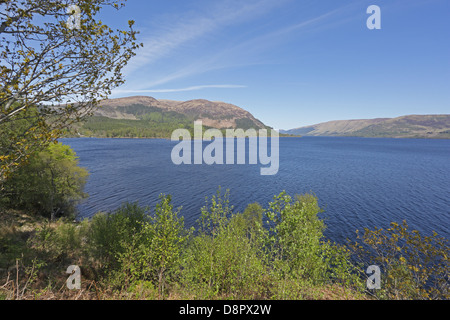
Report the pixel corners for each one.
[61,135,450,140]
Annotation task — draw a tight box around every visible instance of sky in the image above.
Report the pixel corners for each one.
[99,0,449,130]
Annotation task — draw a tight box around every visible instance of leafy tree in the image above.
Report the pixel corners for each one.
[1,142,89,220]
[182,190,267,299]
[143,195,190,299]
[104,196,189,299]
[264,192,361,292]
[242,203,263,229]
[350,220,449,300]
[88,202,150,270]
[0,0,142,181]
[198,187,234,237]
[0,105,52,182]
[232,202,265,244]
[265,192,326,278]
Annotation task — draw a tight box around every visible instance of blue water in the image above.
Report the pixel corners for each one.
[62,137,450,245]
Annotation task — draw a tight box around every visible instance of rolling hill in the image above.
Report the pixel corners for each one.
[68,96,269,138]
[282,115,450,139]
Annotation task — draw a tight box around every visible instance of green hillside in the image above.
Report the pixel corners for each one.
[65,96,277,138]
[73,115,195,138]
[283,115,450,139]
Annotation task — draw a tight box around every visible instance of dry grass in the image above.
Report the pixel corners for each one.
[1,209,367,301]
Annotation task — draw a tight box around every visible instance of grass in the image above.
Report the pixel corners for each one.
[3,193,446,301]
[0,208,367,300]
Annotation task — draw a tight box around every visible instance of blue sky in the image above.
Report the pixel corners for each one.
[100,0,449,129]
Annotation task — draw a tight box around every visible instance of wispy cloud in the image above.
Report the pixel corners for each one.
[118,0,360,94]
[129,5,351,88]
[123,0,288,77]
[112,84,247,95]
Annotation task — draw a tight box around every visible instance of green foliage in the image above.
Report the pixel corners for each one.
[71,115,196,139]
[235,202,264,241]
[263,192,362,298]
[1,142,89,219]
[350,220,449,300]
[4,189,446,300]
[265,193,326,279]
[84,190,365,299]
[119,195,190,298]
[0,0,142,179]
[0,106,58,182]
[88,202,149,270]
[182,190,267,299]
[29,219,91,263]
[148,195,189,297]
[89,196,190,299]
[198,188,234,236]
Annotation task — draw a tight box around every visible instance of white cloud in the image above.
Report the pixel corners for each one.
[119,1,359,93]
[123,0,288,77]
[112,84,247,95]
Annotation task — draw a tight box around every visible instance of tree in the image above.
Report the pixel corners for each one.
[0,104,54,183]
[1,142,89,220]
[143,195,189,299]
[108,196,189,299]
[265,192,326,276]
[0,0,142,181]
[181,190,267,299]
[350,221,449,300]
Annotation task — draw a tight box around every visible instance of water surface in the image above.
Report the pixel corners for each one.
[62,136,450,244]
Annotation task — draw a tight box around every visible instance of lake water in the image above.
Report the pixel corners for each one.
[62,137,450,245]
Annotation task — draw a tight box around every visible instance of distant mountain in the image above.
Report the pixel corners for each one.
[68,96,269,138]
[93,96,266,129]
[282,115,450,139]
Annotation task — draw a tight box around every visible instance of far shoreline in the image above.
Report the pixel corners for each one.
[60,135,450,141]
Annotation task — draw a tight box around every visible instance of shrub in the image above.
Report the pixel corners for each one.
[88,202,150,270]
[1,143,89,220]
[264,192,362,295]
[350,220,449,300]
[265,192,326,280]
[136,194,190,298]
[28,218,90,264]
[181,190,267,299]
[102,196,189,299]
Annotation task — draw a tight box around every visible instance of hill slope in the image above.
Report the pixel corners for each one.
[92,96,266,129]
[69,96,268,138]
[282,115,450,139]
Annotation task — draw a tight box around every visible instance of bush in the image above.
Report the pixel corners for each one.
[350,220,449,300]
[124,195,190,299]
[12,190,447,300]
[263,192,362,298]
[29,218,90,264]
[88,202,150,270]
[90,196,189,299]
[181,190,267,299]
[265,192,326,280]
[1,142,89,220]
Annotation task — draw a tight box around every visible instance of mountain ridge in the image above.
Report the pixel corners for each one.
[68,96,271,138]
[282,114,450,139]
[92,96,267,130]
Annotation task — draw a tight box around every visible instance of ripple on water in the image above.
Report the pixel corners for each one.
[63,137,450,244]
